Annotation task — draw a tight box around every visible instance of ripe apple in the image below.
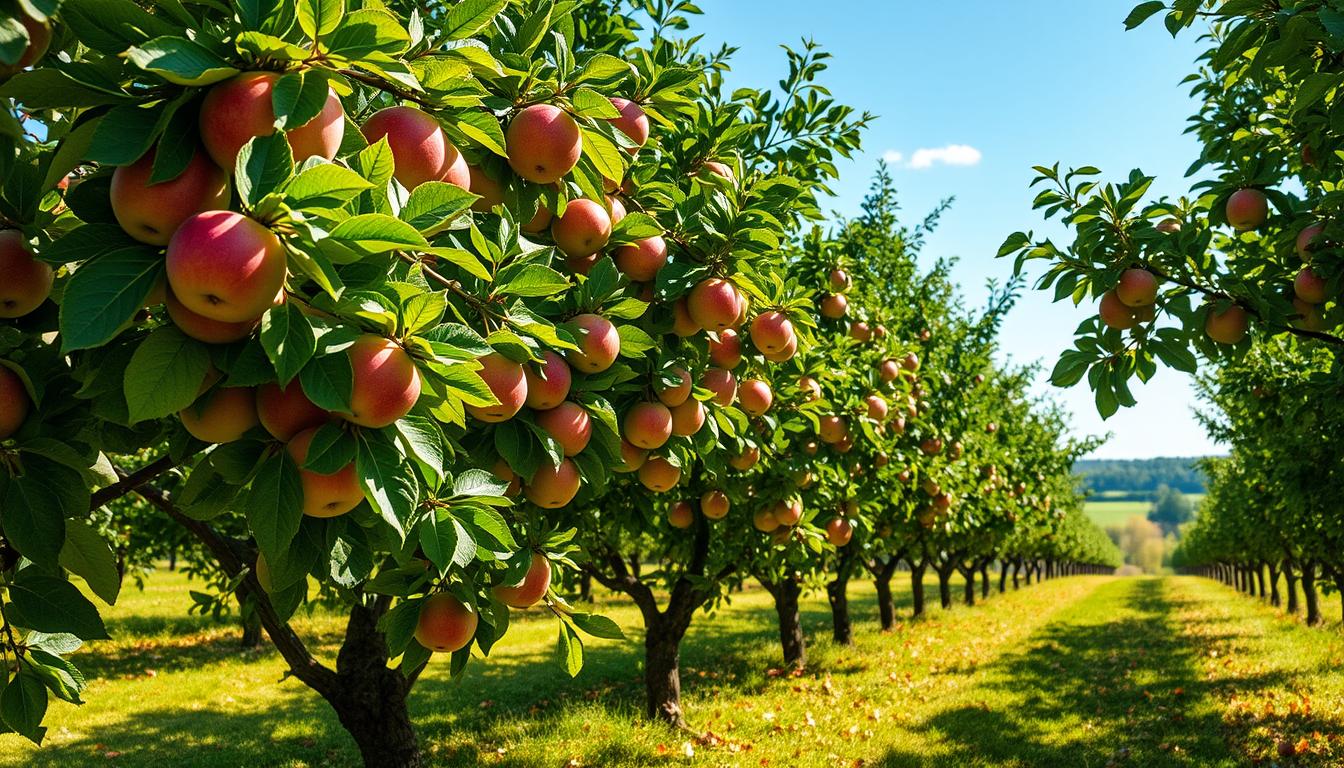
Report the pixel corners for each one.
[774,499,803,527]
[0,365,30,440]
[180,386,258,443]
[738,379,773,416]
[344,335,422,428]
[469,166,506,212]
[668,397,706,436]
[608,195,627,225]
[878,359,900,382]
[525,458,581,508]
[752,507,778,532]
[535,401,591,456]
[110,147,229,246]
[506,104,582,184]
[1225,188,1269,231]
[523,205,553,234]
[703,161,735,182]
[749,311,795,355]
[701,490,730,520]
[616,439,649,473]
[0,10,50,76]
[818,415,847,444]
[668,500,694,529]
[563,314,620,373]
[166,210,286,323]
[624,401,673,449]
[466,352,528,423]
[1116,268,1158,307]
[1294,267,1328,304]
[1292,297,1324,331]
[826,518,853,546]
[165,287,261,343]
[1156,218,1182,234]
[199,72,344,170]
[688,278,742,332]
[1205,304,1249,344]
[1098,290,1137,330]
[672,298,701,337]
[256,379,330,441]
[608,97,650,150]
[614,235,668,281]
[0,230,53,319]
[901,352,920,372]
[849,321,872,341]
[865,394,888,421]
[493,553,552,608]
[1296,223,1325,261]
[361,106,471,191]
[820,293,848,319]
[828,268,851,292]
[703,367,737,406]
[798,376,821,401]
[729,446,759,471]
[551,198,612,258]
[835,435,854,453]
[638,456,680,492]
[656,366,692,407]
[287,426,364,518]
[492,459,521,497]
[708,329,743,369]
[524,350,572,410]
[414,593,477,653]
[920,438,943,455]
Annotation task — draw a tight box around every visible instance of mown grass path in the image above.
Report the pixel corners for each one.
[3,574,1341,767]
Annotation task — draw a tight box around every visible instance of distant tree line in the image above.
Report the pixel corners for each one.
[1075,457,1208,495]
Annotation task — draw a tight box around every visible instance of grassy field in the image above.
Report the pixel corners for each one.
[1084,492,1205,529]
[3,569,1343,767]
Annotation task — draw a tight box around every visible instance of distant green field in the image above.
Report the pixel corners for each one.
[1084,493,1204,530]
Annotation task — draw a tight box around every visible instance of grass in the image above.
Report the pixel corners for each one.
[3,569,1343,767]
[1085,499,1152,529]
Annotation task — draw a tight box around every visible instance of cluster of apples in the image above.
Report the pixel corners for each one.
[414,551,553,654]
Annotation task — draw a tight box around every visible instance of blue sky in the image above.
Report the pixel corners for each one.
[690,0,1220,459]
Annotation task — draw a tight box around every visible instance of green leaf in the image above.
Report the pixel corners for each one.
[301,422,357,474]
[451,468,509,499]
[456,504,515,550]
[1123,1,1166,29]
[298,0,344,40]
[271,70,332,131]
[85,102,164,166]
[286,163,373,209]
[236,133,294,208]
[0,670,47,744]
[356,431,419,538]
[245,452,306,567]
[59,246,163,353]
[495,263,569,298]
[300,352,354,414]
[580,125,624,183]
[616,324,655,357]
[418,510,474,572]
[573,53,630,85]
[7,572,110,640]
[123,326,211,423]
[396,410,445,485]
[571,87,621,118]
[27,648,87,705]
[330,213,429,253]
[260,303,317,386]
[325,8,410,58]
[555,620,583,677]
[568,611,624,640]
[1,457,81,566]
[125,36,239,86]
[443,0,505,39]
[402,291,446,336]
[0,68,129,109]
[453,109,508,157]
[400,181,478,232]
[59,519,121,605]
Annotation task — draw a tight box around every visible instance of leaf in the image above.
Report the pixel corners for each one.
[27,648,86,705]
[325,8,410,58]
[555,621,583,677]
[235,133,294,208]
[85,102,164,166]
[329,213,429,253]
[457,504,516,550]
[1,457,80,567]
[0,671,47,744]
[260,302,316,386]
[271,70,332,131]
[573,53,630,85]
[356,431,419,539]
[7,572,110,640]
[59,246,163,353]
[444,0,505,39]
[125,36,239,86]
[286,163,373,209]
[298,0,344,40]
[451,468,509,499]
[418,510,474,572]
[0,68,130,109]
[580,125,624,183]
[123,326,211,423]
[301,422,357,474]
[300,352,354,414]
[616,324,656,357]
[400,181,478,232]
[571,87,621,118]
[495,263,569,297]
[1123,1,1166,29]
[59,519,121,605]
[245,452,306,566]
[568,611,624,640]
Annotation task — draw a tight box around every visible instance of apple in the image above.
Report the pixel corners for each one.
[708,329,743,369]
[180,386,258,443]
[638,456,680,492]
[551,198,612,258]
[668,500,694,529]
[752,507,778,532]
[469,166,506,212]
[901,352,920,372]
[738,379,773,416]
[614,236,668,281]
[0,230,53,319]
[669,398,706,436]
[563,314,620,373]
[535,401,591,456]
[820,293,848,319]
[1225,188,1269,231]
[624,401,673,449]
[361,106,471,191]
[523,205,553,234]
[608,195,627,225]
[492,459,521,497]
[287,426,364,518]
[344,335,422,428]
[1292,297,1324,331]
[825,518,853,546]
[1294,267,1328,304]
[835,435,854,453]
[849,321,872,341]
[1098,290,1137,330]
[506,104,582,184]
[1205,306,1250,344]
[0,10,50,76]
[878,360,900,382]
[865,394,888,421]
[729,446,759,471]
[256,379,330,441]
[920,438,943,455]
[688,278,742,332]
[522,350,572,410]
[798,376,821,401]
[1156,218,1182,234]
[0,365,30,440]
[749,311,795,354]
[525,458,582,508]
[1296,223,1325,261]
[672,297,701,337]
[761,336,797,363]
[199,72,344,170]
[774,499,803,527]
[701,490,730,520]
[414,593,477,653]
[165,287,260,343]
[608,97,650,150]
[655,366,692,407]
[466,352,528,423]
[166,210,286,323]
[110,147,230,246]
[1116,268,1158,307]
[818,415,847,444]
[703,367,737,406]
[703,161,735,183]
[493,553,552,608]
[616,439,649,473]
[828,268,851,292]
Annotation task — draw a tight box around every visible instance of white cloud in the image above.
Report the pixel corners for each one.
[882,150,904,165]
[907,144,982,170]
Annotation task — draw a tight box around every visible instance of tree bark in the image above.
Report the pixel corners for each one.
[239,595,263,649]
[1267,562,1281,608]
[870,556,900,631]
[1024,561,1035,585]
[935,564,954,609]
[998,559,1009,594]
[827,550,856,645]
[1012,559,1021,589]
[644,612,689,727]
[1284,561,1300,615]
[1303,561,1322,626]
[326,600,423,768]
[911,559,927,617]
[1255,564,1267,602]
[958,565,975,606]
[578,571,593,602]
[979,560,991,599]
[764,576,806,668]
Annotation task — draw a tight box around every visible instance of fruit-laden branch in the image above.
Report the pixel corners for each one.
[1145,265,1344,347]
[88,453,182,511]
[130,480,340,696]
[337,68,437,109]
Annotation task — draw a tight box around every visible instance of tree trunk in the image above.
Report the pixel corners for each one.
[644,613,688,727]
[240,604,263,649]
[766,577,806,668]
[324,601,422,768]
[872,557,899,631]
[1255,564,1267,602]
[578,571,593,602]
[979,560,991,599]
[936,565,953,609]
[998,560,1009,594]
[1284,561,1300,615]
[828,550,856,645]
[1303,562,1322,626]
[1012,560,1021,589]
[1267,562,1281,608]
[959,565,976,606]
[1024,562,1034,585]
[911,559,927,617]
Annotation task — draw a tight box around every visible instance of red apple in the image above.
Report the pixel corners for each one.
[111,146,229,246]
[199,72,344,170]
[749,311,795,354]
[638,456,680,492]
[624,401,673,449]
[708,328,743,369]
[256,379,330,441]
[608,97,650,150]
[180,386,258,443]
[701,490,730,520]
[614,236,668,281]
[551,198,612,258]
[702,367,737,407]
[344,335,422,428]
[506,104,582,184]
[493,553,552,608]
[166,210,286,323]
[414,593,477,653]
[669,397,706,436]
[655,366,692,407]
[0,365,31,440]
[0,230,53,319]
[1225,188,1268,231]
[563,314,620,373]
[466,352,528,423]
[525,458,581,508]
[535,401,591,456]
[287,426,364,518]
[738,379,772,416]
[1294,266,1328,304]
[668,500,694,529]
[1116,268,1158,307]
[820,293,848,319]
[361,106,471,191]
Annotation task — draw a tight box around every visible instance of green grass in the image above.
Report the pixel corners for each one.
[3,570,1343,766]
[1085,499,1152,528]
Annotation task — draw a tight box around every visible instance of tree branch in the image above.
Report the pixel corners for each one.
[89,454,181,511]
